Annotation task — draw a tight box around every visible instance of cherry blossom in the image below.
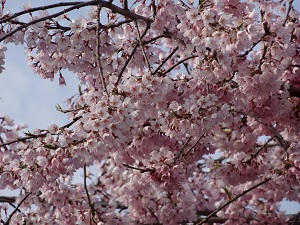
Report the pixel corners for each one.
[0,0,300,224]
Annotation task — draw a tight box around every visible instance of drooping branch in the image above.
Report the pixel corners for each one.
[234,111,289,151]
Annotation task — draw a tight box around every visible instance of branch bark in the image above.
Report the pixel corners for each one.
[0,0,151,43]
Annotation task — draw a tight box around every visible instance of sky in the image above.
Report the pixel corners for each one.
[0,0,299,215]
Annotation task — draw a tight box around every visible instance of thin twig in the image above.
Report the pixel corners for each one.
[183,133,205,157]
[234,111,289,150]
[163,55,198,75]
[0,1,87,42]
[283,0,294,26]
[290,210,300,225]
[59,116,82,130]
[115,27,149,86]
[142,34,166,45]
[4,192,31,225]
[123,163,155,173]
[253,136,275,158]
[115,41,139,86]
[0,136,40,148]
[197,178,272,225]
[179,0,191,9]
[173,136,192,164]
[239,39,262,57]
[0,2,84,24]
[152,46,179,75]
[151,0,157,18]
[96,3,108,95]
[84,164,96,223]
[135,20,152,73]
[0,0,151,42]
[0,116,81,148]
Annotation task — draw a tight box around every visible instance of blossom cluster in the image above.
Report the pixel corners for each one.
[0,0,300,224]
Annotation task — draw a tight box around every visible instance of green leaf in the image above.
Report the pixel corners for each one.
[56,104,63,112]
[44,144,58,149]
[236,22,243,30]
[24,131,37,137]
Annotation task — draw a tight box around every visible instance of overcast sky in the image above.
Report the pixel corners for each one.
[0,0,299,214]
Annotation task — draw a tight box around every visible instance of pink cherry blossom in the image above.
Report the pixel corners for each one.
[0,0,300,224]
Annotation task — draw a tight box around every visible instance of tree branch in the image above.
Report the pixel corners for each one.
[163,55,198,75]
[183,133,205,157]
[289,85,300,98]
[197,178,272,225]
[123,163,155,173]
[0,0,151,43]
[84,164,96,224]
[152,46,179,75]
[4,192,31,225]
[172,136,192,164]
[135,20,152,73]
[115,27,149,86]
[283,0,294,26]
[0,116,82,148]
[96,3,108,95]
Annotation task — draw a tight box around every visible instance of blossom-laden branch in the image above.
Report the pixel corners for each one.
[3,192,31,225]
[0,0,151,42]
[1,193,299,224]
[234,111,289,151]
[0,116,82,148]
[197,178,272,225]
[1,0,300,224]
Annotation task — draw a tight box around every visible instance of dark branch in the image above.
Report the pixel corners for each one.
[123,163,155,173]
[197,178,272,225]
[0,0,151,42]
[153,46,179,75]
[283,0,294,26]
[84,164,96,222]
[96,3,108,95]
[115,27,149,86]
[289,85,300,98]
[4,192,31,225]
